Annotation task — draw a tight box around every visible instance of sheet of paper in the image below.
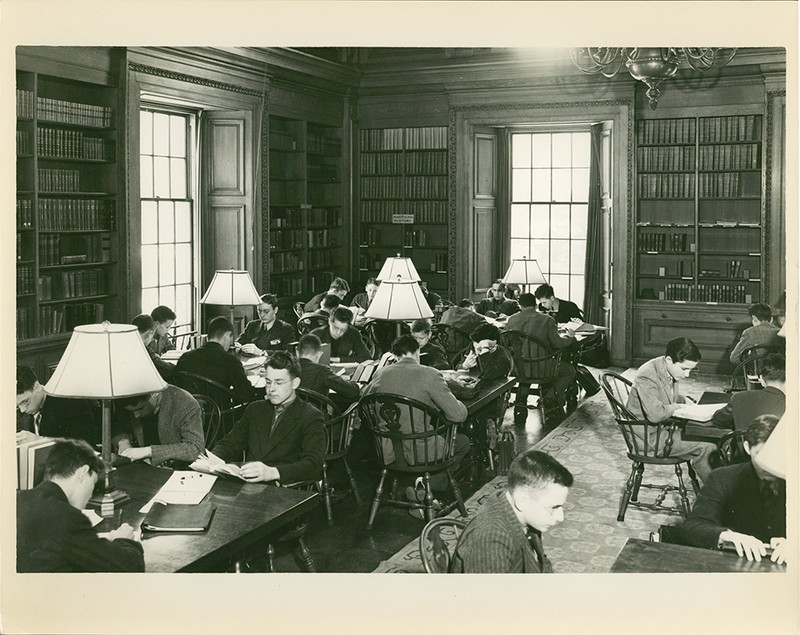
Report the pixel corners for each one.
[674,402,722,422]
[81,508,104,527]
[138,470,218,512]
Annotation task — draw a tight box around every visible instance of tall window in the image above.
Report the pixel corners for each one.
[139,108,195,330]
[510,131,590,304]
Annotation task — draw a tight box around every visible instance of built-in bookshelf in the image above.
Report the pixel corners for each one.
[357,126,449,297]
[267,116,343,305]
[16,69,119,344]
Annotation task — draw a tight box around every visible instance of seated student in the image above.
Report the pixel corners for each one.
[212,352,326,484]
[712,353,786,431]
[410,319,450,370]
[296,334,361,402]
[304,277,350,314]
[534,283,584,324]
[419,281,443,311]
[352,278,379,313]
[237,293,296,355]
[677,415,786,564]
[451,449,573,573]
[301,294,341,323]
[175,316,254,406]
[133,313,174,382]
[310,307,371,363]
[477,280,520,318]
[363,334,470,508]
[16,366,101,446]
[626,337,716,482]
[456,323,513,385]
[148,305,176,356]
[440,299,487,334]
[729,302,782,364]
[113,385,205,467]
[17,438,144,572]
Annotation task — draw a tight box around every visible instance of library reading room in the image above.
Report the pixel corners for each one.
[10,42,794,598]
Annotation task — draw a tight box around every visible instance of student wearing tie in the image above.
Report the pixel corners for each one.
[451,449,573,573]
[237,293,296,356]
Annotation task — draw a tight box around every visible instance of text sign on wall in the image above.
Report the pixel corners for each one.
[392,214,415,224]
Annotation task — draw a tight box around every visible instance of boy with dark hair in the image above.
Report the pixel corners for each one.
[310,307,371,362]
[452,449,573,573]
[457,323,512,384]
[729,303,782,364]
[712,353,786,430]
[149,305,177,355]
[304,277,351,313]
[477,279,519,318]
[133,314,174,382]
[296,334,361,401]
[534,283,584,324]
[410,319,450,370]
[17,438,144,572]
[212,351,326,484]
[237,293,296,355]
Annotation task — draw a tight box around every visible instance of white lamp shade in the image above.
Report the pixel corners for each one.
[44,323,167,399]
[376,256,422,282]
[501,258,548,286]
[364,280,434,321]
[200,269,262,306]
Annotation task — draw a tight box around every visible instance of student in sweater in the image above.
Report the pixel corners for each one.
[729,303,782,364]
[148,304,176,356]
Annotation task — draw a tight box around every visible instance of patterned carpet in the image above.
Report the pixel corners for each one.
[373,370,729,573]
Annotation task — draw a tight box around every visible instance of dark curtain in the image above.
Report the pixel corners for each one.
[583,124,604,324]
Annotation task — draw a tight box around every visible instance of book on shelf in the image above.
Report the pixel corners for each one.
[142,501,215,533]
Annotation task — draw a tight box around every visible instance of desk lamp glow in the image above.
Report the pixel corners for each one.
[200,269,262,336]
[364,274,433,339]
[501,257,548,295]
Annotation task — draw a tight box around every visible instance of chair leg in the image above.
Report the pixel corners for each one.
[297,537,317,572]
[342,458,362,506]
[447,468,469,518]
[630,463,645,502]
[422,473,436,522]
[266,543,276,573]
[687,463,701,496]
[321,463,334,526]
[618,462,638,522]
[389,475,399,502]
[675,463,692,517]
[366,468,388,530]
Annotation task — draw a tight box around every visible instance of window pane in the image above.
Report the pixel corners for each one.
[551,134,571,167]
[175,202,192,242]
[532,169,550,201]
[158,202,175,243]
[531,239,549,271]
[159,244,175,285]
[551,239,570,273]
[141,201,158,244]
[170,158,187,198]
[510,204,529,237]
[159,286,176,312]
[530,204,550,238]
[512,169,531,201]
[572,205,588,239]
[140,111,153,155]
[532,134,551,168]
[512,134,532,168]
[154,157,170,198]
[170,115,186,158]
[572,132,591,168]
[552,169,571,202]
[141,245,158,287]
[510,238,529,260]
[175,284,192,324]
[571,239,586,271]
[153,113,170,156]
[141,287,158,314]
[175,243,192,284]
[140,156,153,198]
[551,204,571,238]
[572,167,590,201]
[550,274,570,296]
[569,275,585,305]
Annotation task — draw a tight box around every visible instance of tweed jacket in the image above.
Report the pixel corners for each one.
[237,318,296,352]
[212,398,326,484]
[626,356,685,423]
[310,324,371,362]
[17,481,144,572]
[711,385,786,431]
[451,490,551,573]
[729,322,782,364]
[505,307,574,351]
[175,341,253,405]
[298,357,361,401]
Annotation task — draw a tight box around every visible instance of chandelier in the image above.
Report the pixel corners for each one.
[570,48,737,110]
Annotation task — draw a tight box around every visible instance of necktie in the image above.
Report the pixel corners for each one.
[526,528,551,573]
[270,405,285,435]
[33,412,42,435]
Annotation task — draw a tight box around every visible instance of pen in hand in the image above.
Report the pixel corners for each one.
[685,395,697,404]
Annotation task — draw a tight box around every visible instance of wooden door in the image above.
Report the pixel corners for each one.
[470,126,501,296]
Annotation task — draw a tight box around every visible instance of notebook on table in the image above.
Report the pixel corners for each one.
[142,501,215,533]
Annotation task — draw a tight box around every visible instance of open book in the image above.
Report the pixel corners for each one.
[189,450,247,481]
[673,402,722,422]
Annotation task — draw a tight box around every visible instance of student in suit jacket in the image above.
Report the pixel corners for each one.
[310,307,371,363]
[304,277,350,313]
[411,319,450,370]
[147,304,177,356]
[237,293,296,355]
[17,439,144,572]
[729,303,783,364]
[296,334,361,402]
[712,353,786,430]
[477,280,519,318]
[212,352,326,484]
[133,313,175,382]
[451,449,573,573]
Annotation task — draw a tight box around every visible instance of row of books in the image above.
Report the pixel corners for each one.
[361,176,403,198]
[360,175,448,199]
[17,234,30,262]
[308,271,335,294]
[638,174,695,199]
[17,264,35,294]
[269,274,304,297]
[361,152,404,174]
[38,168,80,193]
[698,172,761,198]
[697,144,760,171]
[359,251,391,271]
[636,118,695,145]
[17,199,33,228]
[309,207,342,227]
[307,133,341,156]
[37,128,115,161]
[641,260,693,278]
[16,308,33,340]
[405,126,447,150]
[307,228,340,248]
[361,200,448,224]
[270,251,303,272]
[361,128,404,151]
[405,176,448,199]
[361,227,387,246]
[698,115,761,143]
[16,89,35,119]
[269,229,303,250]
[17,437,56,490]
[307,163,339,183]
[38,302,106,336]
[430,253,448,272]
[406,229,443,248]
[38,199,116,231]
[38,234,112,266]
[37,96,112,128]
[643,283,752,303]
[270,208,304,229]
[40,268,106,300]
[637,146,695,172]
[307,249,336,269]
[360,150,449,175]
[17,130,31,155]
[638,232,690,253]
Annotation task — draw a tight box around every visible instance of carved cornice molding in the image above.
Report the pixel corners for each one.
[128,62,265,97]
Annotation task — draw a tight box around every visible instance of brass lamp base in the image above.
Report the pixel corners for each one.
[87,488,130,509]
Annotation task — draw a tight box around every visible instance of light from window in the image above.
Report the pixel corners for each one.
[510,131,590,304]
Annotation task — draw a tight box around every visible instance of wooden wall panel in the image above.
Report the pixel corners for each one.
[474,134,496,198]
[209,120,245,195]
[209,205,246,271]
[473,206,496,291]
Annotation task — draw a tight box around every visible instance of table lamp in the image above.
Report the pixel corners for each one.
[44,322,167,510]
[501,257,548,295]
[365,275,434,339]
[200,269,262,335]
[376,254,422,282]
